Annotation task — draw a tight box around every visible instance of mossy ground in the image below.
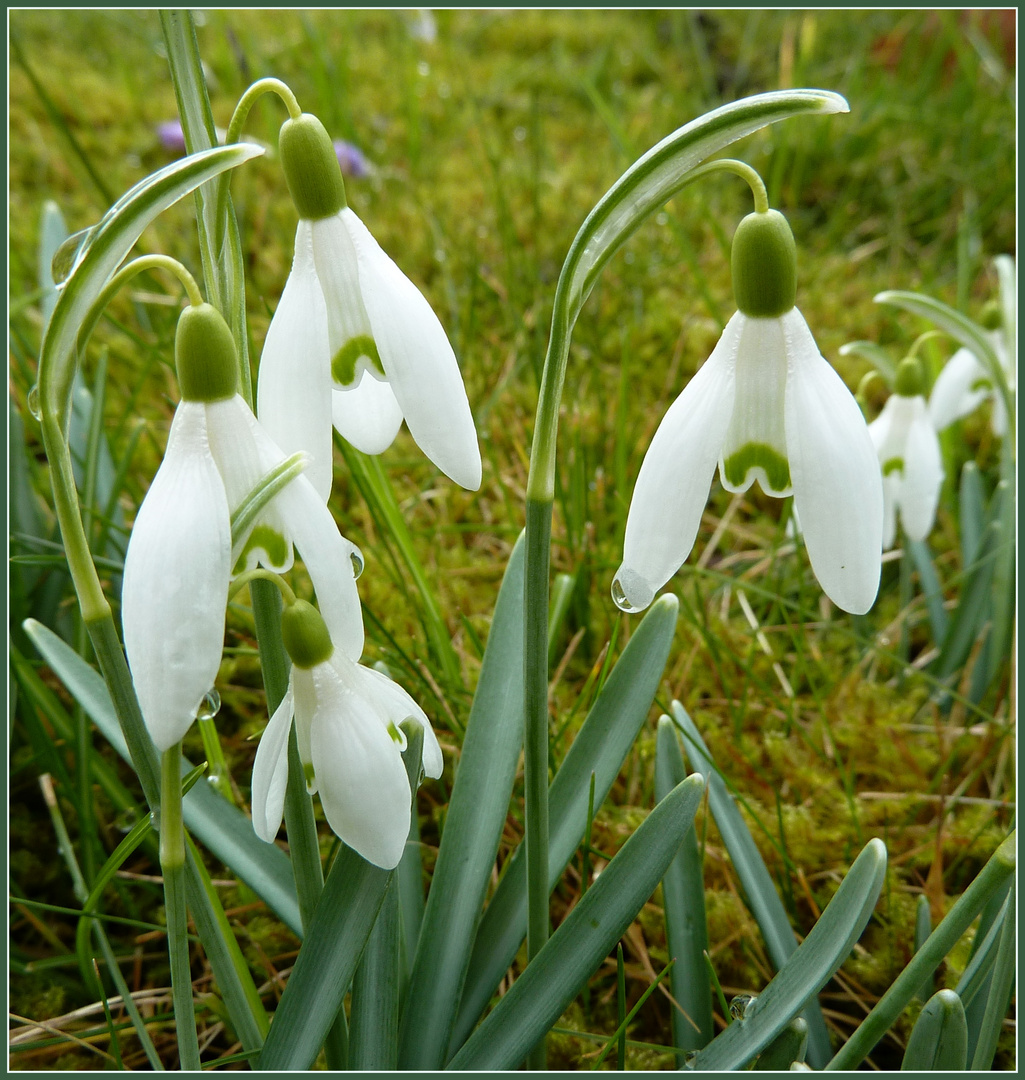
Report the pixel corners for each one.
[9,9,1015,1071]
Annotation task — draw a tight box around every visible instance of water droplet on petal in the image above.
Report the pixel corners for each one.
[350,547,364,579]
[197,689,221,720]
[27,385,41,420]
[729,994,757,1021]
[611,576,644,614]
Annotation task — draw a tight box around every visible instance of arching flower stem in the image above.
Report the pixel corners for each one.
[224,78,303,146]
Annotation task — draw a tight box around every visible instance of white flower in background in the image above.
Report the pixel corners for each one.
[614,209,883,617]
[257,112,481,494]
[122,304,364,752]
[252,599,443,869]
[869,358,944,550]
[929,326,1014,437]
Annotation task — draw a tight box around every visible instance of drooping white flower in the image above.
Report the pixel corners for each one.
[251,600,443,869]
[929,329,1014,437]
[614,209,883,616]
[122,304,364,752]
[257,112,481,492]
[869,359,944,550]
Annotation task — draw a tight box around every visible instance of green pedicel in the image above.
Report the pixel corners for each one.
[723,442,792,493]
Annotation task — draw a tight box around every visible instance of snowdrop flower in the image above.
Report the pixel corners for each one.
[614,209,883,616]
[869,357,944,550]
[122,303,363,752]
[252,599,443,869]
[257,112,481,496]
[929,303,1014,437]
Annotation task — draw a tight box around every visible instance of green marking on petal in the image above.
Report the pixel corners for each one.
[387,721,404,744]
[970,377,994,393]
[233,524,290,574]
[332,335,384,387]
[882,457,904,476]
[723,442,791,492]
[303,761,316,790]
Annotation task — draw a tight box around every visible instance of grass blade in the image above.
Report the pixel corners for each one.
[451,593,679,1054]
[907,539,948,647]
[693,838,887,1071]
[398,535,525,1068]
[672,701,833,1067]
[447,775,706,1070]
[655,716,713,1058]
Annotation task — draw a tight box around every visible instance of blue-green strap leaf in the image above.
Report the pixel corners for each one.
[447,774,706,1070]
[901,990,967,1070]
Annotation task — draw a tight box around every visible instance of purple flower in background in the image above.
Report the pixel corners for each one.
[156,120,187,154]
[333,139,371,179]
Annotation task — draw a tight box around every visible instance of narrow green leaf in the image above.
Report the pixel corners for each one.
[547,571,576,668]
[959,461,986,570]
[838,340,897,385]
[754,1016,808,1070]
[693,838,886,1071]
[907,540,948,647]
[21,618,302,935]
[451,593,679,1054]
[655,716,713,1058]
[256,728,424,1071]
[956,892,1008,1009]
[672,702,833,1067]
[826,831,1014,1070]
[38,199,69,329]
[447,774,706,1070]
[912,893,934,1002]
[969,884,1016,1070]
[902,990,968,1070]
[349,880,401,1070]
[397,834,424,986]
[398,535,525,1069]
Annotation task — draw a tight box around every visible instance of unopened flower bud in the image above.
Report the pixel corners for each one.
[731,209,797,318]
[175,303,238,403]
[281,599,335,669]
[279,113,348,220]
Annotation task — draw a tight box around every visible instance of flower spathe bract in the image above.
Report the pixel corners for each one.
[252,640,443,870]
[614,308,884,616]
[869,392,944,550]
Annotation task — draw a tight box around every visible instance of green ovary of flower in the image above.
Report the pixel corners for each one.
[233,524,290,575]
[332,335,385,387]
[723,441,791,492]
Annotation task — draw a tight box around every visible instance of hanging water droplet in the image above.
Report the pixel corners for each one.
[50,226,92,284]
[683,1051,698,1070]
[197,689,221,720]
[350,546,364,579]
[26,385,41,420]
[611,576,644,614]
[729,994,757,1021]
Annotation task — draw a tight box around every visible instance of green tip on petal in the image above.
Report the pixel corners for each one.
[980,299,1003,330]
[280,599,334,669]
[279,112,347,220]
[731,209,797,318]
[175,303,238,403]
[894,355,926,397]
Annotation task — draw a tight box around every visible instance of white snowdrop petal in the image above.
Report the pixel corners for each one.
[341,208,482,490]
[928,347,990,431]
[331,377,404,456]
[310,212,376,370]
[881,473,899,552]
[251,680,295,843]
[257,222,334,503]
[207,395,294,574]
[783,309,883,615]
[311,660,412,869]
[614,313,740,611]
[358,665,443,779]
[122,403,231,751]
[898,399,944,542]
